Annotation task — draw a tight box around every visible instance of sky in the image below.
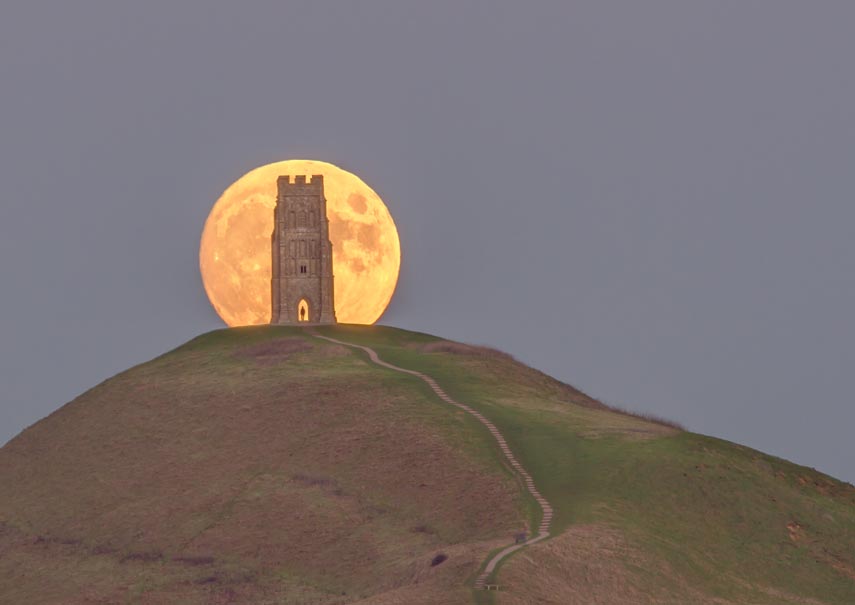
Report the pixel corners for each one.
[1,2,853,484]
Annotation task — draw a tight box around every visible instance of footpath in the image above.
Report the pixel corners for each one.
[310,331,554,590]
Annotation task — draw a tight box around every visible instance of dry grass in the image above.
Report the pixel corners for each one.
[600,403,686,431]
[497,524,832,605]
[421,339,685,430]
[348,539,503,605]
[498,524,695,605]
[3,326,852,604]
[421,340,517,362]
[235,337,313,365]
[0,331,525,604]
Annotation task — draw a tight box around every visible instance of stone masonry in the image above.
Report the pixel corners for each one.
[270,175,337,324]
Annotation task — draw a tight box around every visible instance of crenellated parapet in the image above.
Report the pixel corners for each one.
[278,174,324,190]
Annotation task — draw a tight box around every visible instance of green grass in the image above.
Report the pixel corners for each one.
[321,324,855,603]
[1,324,853,604]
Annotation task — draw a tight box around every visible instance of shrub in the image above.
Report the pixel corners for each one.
[430,553,448,567]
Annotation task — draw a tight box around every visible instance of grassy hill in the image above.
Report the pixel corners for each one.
[1,325,853,604]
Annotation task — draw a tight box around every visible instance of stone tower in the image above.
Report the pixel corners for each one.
[270,174,337,324]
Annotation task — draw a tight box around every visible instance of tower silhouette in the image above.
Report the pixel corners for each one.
[270,175,337,324]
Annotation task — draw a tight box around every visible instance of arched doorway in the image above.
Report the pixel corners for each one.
[298,299,310,322]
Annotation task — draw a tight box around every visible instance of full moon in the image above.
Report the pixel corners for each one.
[200,160,401,326]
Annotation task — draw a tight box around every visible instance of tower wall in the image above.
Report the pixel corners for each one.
[271,174,337,324]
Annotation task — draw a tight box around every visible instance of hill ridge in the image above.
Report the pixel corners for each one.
[0,324,853,604]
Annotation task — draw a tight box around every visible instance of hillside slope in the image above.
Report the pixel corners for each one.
[1,325,853,604]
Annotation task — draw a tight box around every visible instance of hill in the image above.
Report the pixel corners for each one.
[1,325,853,604]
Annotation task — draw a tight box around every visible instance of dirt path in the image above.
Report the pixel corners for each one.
[310,331,553,591]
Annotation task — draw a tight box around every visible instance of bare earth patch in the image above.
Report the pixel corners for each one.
[235,337,313,364]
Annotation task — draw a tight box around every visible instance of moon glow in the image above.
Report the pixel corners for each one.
[200,160,401,326]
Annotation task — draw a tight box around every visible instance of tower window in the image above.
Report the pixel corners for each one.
[300,265,307,274]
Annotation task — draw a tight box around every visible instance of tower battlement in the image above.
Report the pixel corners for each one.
[278,174,324,189]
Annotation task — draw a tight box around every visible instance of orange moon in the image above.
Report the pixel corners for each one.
[200,160,401,326]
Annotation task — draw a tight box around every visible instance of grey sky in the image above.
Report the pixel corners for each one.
[1,2,853,483]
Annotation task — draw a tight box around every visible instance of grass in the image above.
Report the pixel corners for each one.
[1,324,853,604]
[0,325,523,603]
[321,324,855,604]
